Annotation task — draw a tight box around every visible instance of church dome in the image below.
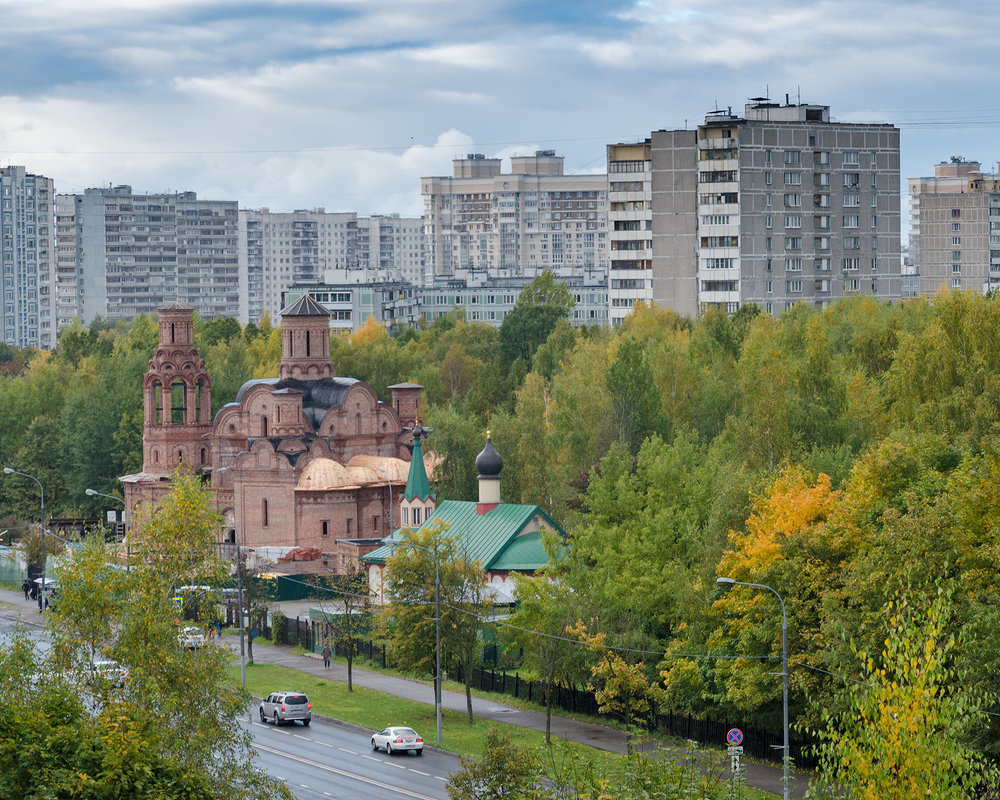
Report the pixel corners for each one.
[476,435,503,478]
[298,458,357,490]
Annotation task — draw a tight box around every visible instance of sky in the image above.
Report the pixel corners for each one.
[1,0,997,223]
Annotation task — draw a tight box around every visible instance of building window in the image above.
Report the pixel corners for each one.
[843,215,859,228]
[784,237,802,250]
[785,215,801,228]
[784,172,802,185]
[322,520,329,536]
[766,215,772,228]
[952,264,962,273]
[843,151,860,165]
[952,222,961,232]
[784,150,801,164]
[262,499,268,527]
[844,173,860,187]
[844,237,861,250]
[786,280,803,293]
[844,193,860,207]
[952,209,961,218]
[787,258,803,271]
[784,194,801,208]
[412,508,421,526]
[952,237,961,246]
[346,518,353,534]
[953,250,962,260]
[402,507,409,526]
[373,516,379,533]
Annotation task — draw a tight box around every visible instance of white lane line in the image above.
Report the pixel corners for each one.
[316,741,333,748]
[293,734,311,741]
[337,747,357,754]
[409,769,430,776]
[253,742,438,800]
[362,755,380,762]
[389,762,407,770]
[435,775,448,781]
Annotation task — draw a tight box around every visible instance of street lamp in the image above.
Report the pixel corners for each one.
[383,535,442,745]
[214,466,246,689]
[4,467,45,611]
[716,576,789,800]
[378,464,394,534]
[85,488,129,568]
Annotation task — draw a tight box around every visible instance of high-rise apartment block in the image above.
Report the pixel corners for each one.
[56,186,239,324]
[908,158,1000,295]
[422,151,608,278]
[1,166,55,349]
[607,141,654,325]
[611,100,902,319]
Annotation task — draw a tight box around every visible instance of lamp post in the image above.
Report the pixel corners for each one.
[213,467,246,688]
[4,467,45,611]
[716,576,789,800]
[85,488,129,569]
[383,535,441,745]
[378,465,394,534]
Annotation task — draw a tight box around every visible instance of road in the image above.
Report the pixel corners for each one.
[247,715,454,800]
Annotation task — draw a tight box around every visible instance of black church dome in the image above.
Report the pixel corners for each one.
[475,436,503,478]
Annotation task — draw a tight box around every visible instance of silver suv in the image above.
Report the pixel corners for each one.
[259,691,311,726]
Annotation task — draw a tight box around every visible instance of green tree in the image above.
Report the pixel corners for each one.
[313,572,372,691]
[499,270,575,367]
[380,522,488,722]
[446,726,544,800]
[503,575,586,743]
[808,585,989,800]
[606,337,664,455]
[15,473,292,800]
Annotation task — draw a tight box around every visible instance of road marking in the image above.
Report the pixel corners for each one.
[434,775,447,781]
[409,769,430,776]
[253,742,439,800]
[389,762,406,769]
[337,747,357,754]
[363,755,380,762]
[293,734,311,741]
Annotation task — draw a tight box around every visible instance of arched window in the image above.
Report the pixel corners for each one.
[262,416,269,437]
[200,448,207,465]
[152,379,163,424]
[306,329,311,356]
[262,499,269,527]
[171,381,186,424]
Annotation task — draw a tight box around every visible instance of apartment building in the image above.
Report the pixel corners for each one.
[56,186,239,325]
[908,158,1000,295]
[286,267,609,333]
[239,210,426,323]
[422,151,608,278]
[1,167,55,349]
[614,100,901,319]
[607,141,653,325]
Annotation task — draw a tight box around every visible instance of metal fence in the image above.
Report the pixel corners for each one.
[0,558,25,586]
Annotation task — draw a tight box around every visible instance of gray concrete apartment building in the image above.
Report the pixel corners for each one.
[908,158,1000,295]
[421,151,609,279]
[240,210,425,324]
[56,186,239,325]
[1,166,55,349]
[611,100,902,319]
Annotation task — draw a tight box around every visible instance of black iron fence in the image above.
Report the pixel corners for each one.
[255,620,815,767]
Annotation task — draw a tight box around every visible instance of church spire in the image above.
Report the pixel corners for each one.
[403,425,434,502]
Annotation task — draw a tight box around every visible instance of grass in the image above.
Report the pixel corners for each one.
[226,661,777,798]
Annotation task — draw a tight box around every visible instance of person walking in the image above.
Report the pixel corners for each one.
[321,642,331,669]
[22,578,31,601]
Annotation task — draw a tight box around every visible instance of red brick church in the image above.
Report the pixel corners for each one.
[121,299,424,570]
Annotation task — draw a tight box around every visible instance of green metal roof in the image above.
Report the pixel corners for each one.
[362,499,563,571]
[403,436,434,502]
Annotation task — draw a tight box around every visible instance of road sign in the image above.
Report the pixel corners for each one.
[726,728,744,746]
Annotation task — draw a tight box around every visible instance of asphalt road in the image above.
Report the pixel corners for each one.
[248,715,454,800]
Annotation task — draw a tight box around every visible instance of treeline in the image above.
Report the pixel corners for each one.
[3,281,1000,751]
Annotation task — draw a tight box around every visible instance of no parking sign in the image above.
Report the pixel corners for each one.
[726,728,743,746]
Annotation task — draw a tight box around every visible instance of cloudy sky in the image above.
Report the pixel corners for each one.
[1,0,996,222]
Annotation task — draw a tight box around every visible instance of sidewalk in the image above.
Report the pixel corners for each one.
[0,587,803,797]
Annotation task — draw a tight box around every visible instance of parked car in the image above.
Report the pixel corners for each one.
[178,626,206,649]
[259,691,311,726]
[86,660,129,688]
[371,726,424,756]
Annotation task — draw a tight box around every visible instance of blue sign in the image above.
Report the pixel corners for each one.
[726,728,744,746]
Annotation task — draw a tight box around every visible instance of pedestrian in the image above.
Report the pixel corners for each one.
[322,642,331,669]
[22,579,30,601]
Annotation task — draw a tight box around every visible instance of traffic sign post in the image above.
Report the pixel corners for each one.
[726,729,745,799]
